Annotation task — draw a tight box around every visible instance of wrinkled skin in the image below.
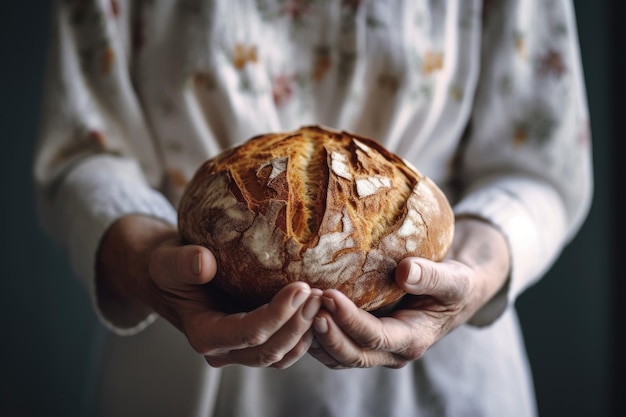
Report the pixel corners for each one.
[308,217,511,369]
[96,215,322,369]
[96,215,508,370]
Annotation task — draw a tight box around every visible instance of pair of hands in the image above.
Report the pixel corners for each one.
[97,215,510,370]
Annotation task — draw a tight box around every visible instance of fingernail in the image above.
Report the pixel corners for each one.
[302,296,320,320]
[322,296,336,313]
[406,262,421,285]
[314,316,328,334]
[311,288,324,297]
[192,252,201,275]
[292,289,310,308]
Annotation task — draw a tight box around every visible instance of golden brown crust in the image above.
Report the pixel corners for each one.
[178,126,454,310]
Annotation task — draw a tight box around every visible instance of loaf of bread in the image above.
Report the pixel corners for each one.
[178,126,454,311]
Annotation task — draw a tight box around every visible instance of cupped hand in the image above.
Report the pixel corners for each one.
[148,240,323,369]
[97,215,322,369]
[308,258,476,369]
[308,217,510,369]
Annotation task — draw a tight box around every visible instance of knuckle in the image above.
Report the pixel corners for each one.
[288,340,309,359]
[323,339,344,354]
[257,349,284,367]
[449,263,473,298]
[239,328,267,347]
[362,335,386,351]
[344,357,368,368]
[402,342,429,361]
[457,276,472,299]
[424,265,443,292]
[271,351,301,370]
[385,357,409,369]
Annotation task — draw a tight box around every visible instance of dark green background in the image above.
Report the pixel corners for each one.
[0,2,620,416]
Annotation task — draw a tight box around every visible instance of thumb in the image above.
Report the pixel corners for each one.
[395,258,470,303]
[149,243,218,286]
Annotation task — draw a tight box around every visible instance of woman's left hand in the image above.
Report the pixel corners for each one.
[308,217,511,369]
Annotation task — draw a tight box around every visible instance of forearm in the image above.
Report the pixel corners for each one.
[34,155,178,334]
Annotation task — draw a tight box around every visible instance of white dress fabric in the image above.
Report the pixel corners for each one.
[34,0,592,416]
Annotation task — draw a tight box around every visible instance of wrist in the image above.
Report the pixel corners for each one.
[95,215,178,326]
[449,216,511,315]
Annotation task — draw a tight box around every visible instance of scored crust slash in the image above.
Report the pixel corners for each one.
[178,125,454,311]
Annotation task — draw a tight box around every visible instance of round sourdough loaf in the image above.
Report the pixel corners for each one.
[178,126,454,311]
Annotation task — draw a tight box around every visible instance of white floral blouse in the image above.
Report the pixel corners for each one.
[34,0,592,416]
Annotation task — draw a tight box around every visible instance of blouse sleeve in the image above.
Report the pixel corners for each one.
[454,0,593,325]
[33,0,176,335]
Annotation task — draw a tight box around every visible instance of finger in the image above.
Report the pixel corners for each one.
[200,281,312,355]
[271,328,315,369]
[215,293,322,368]
[313,310,399,368]
[319,290,392,350]
[269,293,322,369]
[308,334,342,369]
[150,243,217,286]
[315,290,425,367]
[395,258,471,303]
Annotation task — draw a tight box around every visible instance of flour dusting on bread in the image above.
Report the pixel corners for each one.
[178,126,454,311]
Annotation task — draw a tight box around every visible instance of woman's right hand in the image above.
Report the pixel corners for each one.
[97,214,322,369]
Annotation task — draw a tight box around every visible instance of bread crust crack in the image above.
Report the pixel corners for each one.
[178,126,454,310]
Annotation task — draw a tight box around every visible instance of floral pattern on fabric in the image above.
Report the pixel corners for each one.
[42,0,590,196]
[37,0,591,278]
[34,1,592,415]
